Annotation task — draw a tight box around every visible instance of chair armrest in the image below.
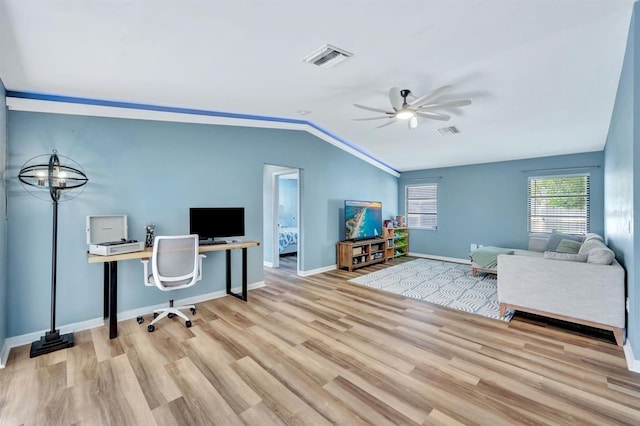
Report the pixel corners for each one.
[140,258,154,287]
[197,254,206,280]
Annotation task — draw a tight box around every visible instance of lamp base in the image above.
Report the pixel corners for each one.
[29,330,74,358]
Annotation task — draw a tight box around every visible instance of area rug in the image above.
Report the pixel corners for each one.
[349,258,514,322]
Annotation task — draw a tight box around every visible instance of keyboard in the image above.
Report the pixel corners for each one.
[199,240,227,246]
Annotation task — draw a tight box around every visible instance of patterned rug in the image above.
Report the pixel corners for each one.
[349,258,514,322]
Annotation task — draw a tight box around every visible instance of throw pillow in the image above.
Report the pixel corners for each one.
[545,230,585,251]
[543,251,588,262]
[555,239,582,254]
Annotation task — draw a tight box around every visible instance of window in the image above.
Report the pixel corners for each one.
[528,174,590,234]
[406,183,438,229]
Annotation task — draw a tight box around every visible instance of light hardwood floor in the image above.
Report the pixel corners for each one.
[1,256,640,425]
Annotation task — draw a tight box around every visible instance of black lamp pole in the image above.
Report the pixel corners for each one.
[18,150,88,357]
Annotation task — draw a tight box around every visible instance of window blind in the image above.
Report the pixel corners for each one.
[406,184,438,229]
[528,174,590,234]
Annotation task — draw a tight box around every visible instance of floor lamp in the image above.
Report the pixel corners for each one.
[18,150,88,358]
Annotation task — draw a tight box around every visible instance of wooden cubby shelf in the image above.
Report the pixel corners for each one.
[337,238,387,272]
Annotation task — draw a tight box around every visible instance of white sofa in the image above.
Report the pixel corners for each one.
[496,233,625,346]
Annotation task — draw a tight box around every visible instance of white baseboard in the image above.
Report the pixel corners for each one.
[624,339,640,373]
[408,252,470,265]
[299,264,337,277]
[263,261,274,268]
[0,281,265,368]
[0,316,104,368]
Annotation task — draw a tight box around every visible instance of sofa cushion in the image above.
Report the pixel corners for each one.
[578,238,615,265]
[543,251,588,262]
[587,249,616,265]
[555,239,582,254]
[545,230,584,251]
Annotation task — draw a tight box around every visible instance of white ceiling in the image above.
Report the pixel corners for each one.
[0,0,635,172]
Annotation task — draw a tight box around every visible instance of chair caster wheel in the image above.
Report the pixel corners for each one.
[136,316,144,324]
[153,312,159,319]
[190,308,196,315]
[186,320,192,328]
[147,325,155,332]
[168,313,175,319]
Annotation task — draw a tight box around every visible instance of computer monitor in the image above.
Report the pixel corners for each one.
[189,207,245,242]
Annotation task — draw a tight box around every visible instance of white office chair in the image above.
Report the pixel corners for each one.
[138,234,206,332]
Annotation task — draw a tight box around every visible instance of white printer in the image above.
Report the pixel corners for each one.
[86,215,145,256]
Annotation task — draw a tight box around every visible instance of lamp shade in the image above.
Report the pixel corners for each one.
[18,150,88,202]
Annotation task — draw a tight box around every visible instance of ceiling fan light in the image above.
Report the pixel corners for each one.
[396,110,415,120]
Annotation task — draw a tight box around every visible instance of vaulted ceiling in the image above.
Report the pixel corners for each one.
[0,0,635,172]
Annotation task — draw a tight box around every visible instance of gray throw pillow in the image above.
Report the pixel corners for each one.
[543,251,588,262]
[545,230,585,251]
[555,239,582,254]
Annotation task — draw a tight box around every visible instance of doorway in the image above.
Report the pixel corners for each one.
[263,165,301,273]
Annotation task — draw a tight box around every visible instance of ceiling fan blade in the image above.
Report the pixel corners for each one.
[409,116,418,129]
[353,116,393,121]
[354,104,392,114]
[410,85,454,107]
[389,87,403,111]
[376,119,396,128]
[416,111,451,121]
[419,99,472,110]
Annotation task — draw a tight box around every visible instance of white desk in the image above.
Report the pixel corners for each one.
[88,240,260,339]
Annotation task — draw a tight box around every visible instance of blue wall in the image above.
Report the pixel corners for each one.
[399,152,605,260]
[0,79,7,350]
[605,2,639,355]
[6,111,398,337]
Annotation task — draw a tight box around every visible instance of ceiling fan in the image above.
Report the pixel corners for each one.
[353,86,471,129]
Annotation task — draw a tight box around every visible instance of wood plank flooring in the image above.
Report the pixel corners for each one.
[1,256,640,425]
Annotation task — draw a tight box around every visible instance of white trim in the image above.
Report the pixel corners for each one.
[6,97,399,177]
[263,261,274,268]
[0,281,265,368]
[623,339,640,373]
[0,316,104,368]
[116,281,266,322]
[299,264,337,276]
[408,252,470,265]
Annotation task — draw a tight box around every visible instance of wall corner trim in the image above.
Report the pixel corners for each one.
[623,339,640,373]
[6,93,400,177]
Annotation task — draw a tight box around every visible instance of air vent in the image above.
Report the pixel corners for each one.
[436,126,460,136]
[302,44,353,68]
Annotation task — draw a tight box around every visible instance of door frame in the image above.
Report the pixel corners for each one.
[271,168,300,271]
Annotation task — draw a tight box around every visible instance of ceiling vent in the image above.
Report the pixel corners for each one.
[436,126,460,136]
[302,44,353,68]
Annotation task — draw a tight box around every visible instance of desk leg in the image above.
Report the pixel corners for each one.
[226,250,232,295]
[225,248,248,302]
[103,263,109,319]
[108,261,118,339]
[242,247,247,301]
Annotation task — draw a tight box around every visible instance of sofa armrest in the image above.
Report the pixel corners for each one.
[497,254,625,328]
